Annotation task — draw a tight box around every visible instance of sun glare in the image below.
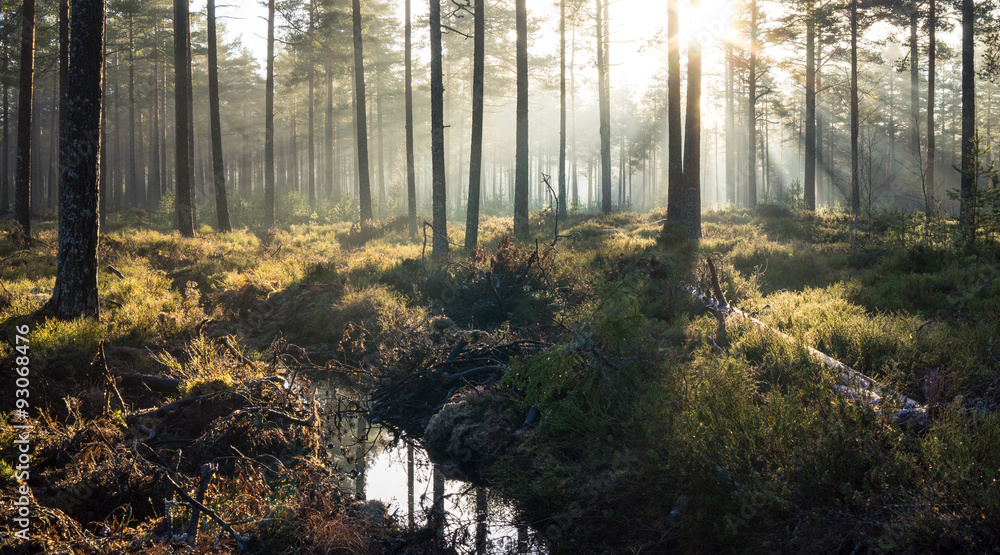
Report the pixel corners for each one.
[678,0,739,47]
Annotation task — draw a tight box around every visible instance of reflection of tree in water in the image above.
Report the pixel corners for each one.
[320,381,544,552]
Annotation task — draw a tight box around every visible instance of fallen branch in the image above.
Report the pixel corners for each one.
[163,471,242,545]
[185,463,217,546]
[683,283,925,426]
[118,373,181,393]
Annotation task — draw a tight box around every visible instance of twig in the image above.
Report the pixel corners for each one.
[185,463,217,546]
[162,471,242,544]
[106,265,125,279]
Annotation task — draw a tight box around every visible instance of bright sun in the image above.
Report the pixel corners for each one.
[677,0,740,47]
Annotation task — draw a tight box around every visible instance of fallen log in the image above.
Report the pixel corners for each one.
[684,278,925,427]
[117,373,181,393]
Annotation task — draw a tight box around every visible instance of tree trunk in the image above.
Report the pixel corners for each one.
[513,0,529,234]
[15,0,36,238]
[2,69,8,210]
[748,0,757,209]
[595,0,611,215]
[960,0,974,241]
[353,0,373,222]
[725,42,735,206]
[430,0,448,251]
[57,0,68,203]
[307,0,316,205]
[804,0,816,210]
[666,0,682,219]
[850,0,859,215]
[682,0,702,239]
[149,23,161,210]
[128,16,138,208]
[465,0,485,250]
[926,0,935,220]
[376,75,385,199]
[45,0,103,320]
[264,0,276,227]
[207,0,231,231]
[326,62,334,200]
[405,0,416,236]
[910,0,919,175]
[174,0,195,236]
[557,0,567,218]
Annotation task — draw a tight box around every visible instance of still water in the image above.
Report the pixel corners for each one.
[317,381,545,554]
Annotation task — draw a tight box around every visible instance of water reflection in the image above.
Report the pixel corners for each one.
[319,383,544,553]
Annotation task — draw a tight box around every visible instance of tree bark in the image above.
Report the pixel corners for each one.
[430,0,448,251]
[326,62,334,200]
[595,0,611,215]
[207,0,231,231]
[850,0,859,215]
[128,15,137,208]
[264,0,276,227]
[307,0,316,206]
[557,0,567,218]
[465,0,485,250]
[804,0,816,210]
[666,0,682,219]
[513,0,530,234]
[960,0,974,241]
[149,23,161,211]
[58,0,68,203]
[15,0,36,238]
[682,0,702,239]
[910,1,920,178]
[725,42,734,206]
[748,0,757,209]
[926,0,935,220]
[174,0,194,236]
[45,0,103,320]
[353,0,373,222]
[405,0,416,236]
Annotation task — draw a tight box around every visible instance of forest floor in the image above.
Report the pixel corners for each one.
[1,205,999,553]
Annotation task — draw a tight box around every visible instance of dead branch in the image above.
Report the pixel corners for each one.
[117,373,181,393]
[683,283,925,426]
[185,463,217,546]
[162,471,242,544]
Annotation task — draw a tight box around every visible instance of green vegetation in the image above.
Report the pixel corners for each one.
[2,207,999,552]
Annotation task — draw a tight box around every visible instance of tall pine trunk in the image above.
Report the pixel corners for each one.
[513,0,529,234]
[557,0,567,218]
[681,0,702,239]
[850,0,859,216]
[464,0,485,249]
[326,62,334,199]
[46,0,103,319]
[264,0,276,227]
[149,23,161,210]
[405,0,416,236]
[595,0,611,215]
[666,0,681,219]
[15,0,36,238]
[748,0,758,209]
[57,0,68,203]
[128,16,138,208]
[174,0,195,236]
[725,43,735,206]
[207,0,231,231]
[353,0,373,222]
[960,0,974,242]
[307,0,316,205]
[430,0,448,251]
[804,0,816,210]
[926,0,935,220]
